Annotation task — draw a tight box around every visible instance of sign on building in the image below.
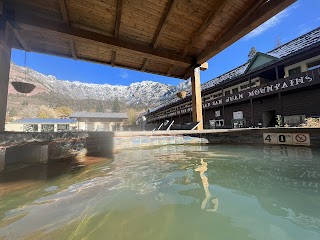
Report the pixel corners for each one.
[233,111,243,119]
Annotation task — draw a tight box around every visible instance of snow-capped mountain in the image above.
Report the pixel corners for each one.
[8,63,191,107]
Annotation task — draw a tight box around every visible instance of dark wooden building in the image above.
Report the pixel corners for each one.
[146,27,320,128]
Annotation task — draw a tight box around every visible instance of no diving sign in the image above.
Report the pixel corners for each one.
[263,133,310,146]
[292,133,310,146]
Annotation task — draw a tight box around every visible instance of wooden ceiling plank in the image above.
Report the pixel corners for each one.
[59,0,69,24]
[197,0,296,64]
[114,0,123,39]
[14,14,193,68]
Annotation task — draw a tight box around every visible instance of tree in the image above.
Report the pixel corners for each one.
[275,36,282,48]
[127,108,138,125]
[9,108,17,117]
[248,47,257,59]
[96,101,105,112]
[112,97,121,113]
[55,106,73,117]
[38,105,57,118]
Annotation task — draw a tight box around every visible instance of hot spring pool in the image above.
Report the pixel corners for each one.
[0,144,319,239]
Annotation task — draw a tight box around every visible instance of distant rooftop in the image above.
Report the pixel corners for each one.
[202,27,320,90]
[150,27,320,113]
[70,112,128,119]
[10,118,76,124]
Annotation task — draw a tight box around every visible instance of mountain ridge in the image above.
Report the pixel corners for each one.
[9,62,191,107]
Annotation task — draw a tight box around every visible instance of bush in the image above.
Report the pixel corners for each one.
[300,118,320,127]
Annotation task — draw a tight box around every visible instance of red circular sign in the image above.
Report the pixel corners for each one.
[295,134,307,142]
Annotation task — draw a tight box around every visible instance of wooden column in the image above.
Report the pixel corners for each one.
[248,77,254,126]
[276,66,284,126]
[191,67,203,130]
[0,22,12,132]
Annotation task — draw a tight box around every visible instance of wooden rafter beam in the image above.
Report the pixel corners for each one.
[114,0,123,39]
[13,13,193,68]
[8,21,30,51]
[59,0,69,24]
[152,0,176,48]
[197,0,296,64]
[234,0,267,28]
[59,0,77,60]
[141,0,176,72]
[182,0,226,57]
[112,0,123,67]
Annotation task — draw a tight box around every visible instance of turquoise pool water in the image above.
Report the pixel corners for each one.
[0,144,319,239]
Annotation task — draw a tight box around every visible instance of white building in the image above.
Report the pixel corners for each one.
[70,112,128,131]
[6,118,77,132]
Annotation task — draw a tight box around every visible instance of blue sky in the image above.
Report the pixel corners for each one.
[11,0,320,87]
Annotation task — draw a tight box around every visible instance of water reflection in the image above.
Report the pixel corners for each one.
[0,144,319,239]
[195,159,218,212]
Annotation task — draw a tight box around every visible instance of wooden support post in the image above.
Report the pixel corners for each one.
[275,66,284,126]
[250,98,254,126]
[0,23,12,131]
[191,67,203,130]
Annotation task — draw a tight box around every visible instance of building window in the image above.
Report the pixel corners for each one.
[232,87,239,93]
[41,124,54,132]
[213,93,222,99]
[240,84,250,90]
[224,90,230,96]
[288,66,301,76]
[23,124,38,132]
[57,124,69,132]
[307,59,320,71]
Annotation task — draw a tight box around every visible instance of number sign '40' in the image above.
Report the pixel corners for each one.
[263,133,310,146]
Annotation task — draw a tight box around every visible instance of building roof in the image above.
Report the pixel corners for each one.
[6,0,294,79]
[10,118,76,124]
[202,27,320,90]
[149,27,320,113]
[70,112,128,119]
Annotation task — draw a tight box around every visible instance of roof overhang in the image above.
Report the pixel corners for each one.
[1,0,296,79]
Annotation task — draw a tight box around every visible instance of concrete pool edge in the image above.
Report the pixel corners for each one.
[114,128,320,150]
[1,128,320,171]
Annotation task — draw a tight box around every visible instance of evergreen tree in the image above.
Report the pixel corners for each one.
[96,101,105,112]
[248,47,257,59]
[9,108,17,117]
[275,36,282,48]
[112,97,121,113]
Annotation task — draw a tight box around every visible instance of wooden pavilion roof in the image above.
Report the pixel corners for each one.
[1,0,296,79]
